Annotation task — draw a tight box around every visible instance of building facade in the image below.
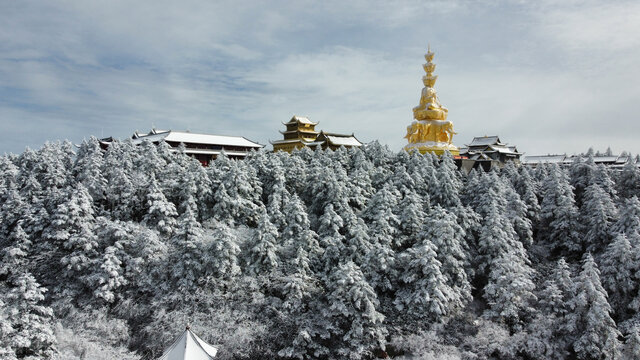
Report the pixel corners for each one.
[271,115,363,152]
[101,129,264,166]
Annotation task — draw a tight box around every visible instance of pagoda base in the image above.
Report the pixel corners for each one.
[404,141,459,156]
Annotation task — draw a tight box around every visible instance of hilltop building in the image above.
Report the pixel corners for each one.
[404,47,459,156]
[522,153,632,169]
[100,129,263,166]
[456,136,522,172]
[271,115,363,153]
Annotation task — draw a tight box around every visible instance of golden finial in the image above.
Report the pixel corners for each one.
[425,44,435,62]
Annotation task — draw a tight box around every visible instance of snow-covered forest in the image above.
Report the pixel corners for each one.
[2,138,640,359]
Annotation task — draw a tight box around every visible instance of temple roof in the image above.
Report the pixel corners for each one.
[129,129,264,148]
[467,136,502,147]
[319,132,363,147]
[282,115,318,126]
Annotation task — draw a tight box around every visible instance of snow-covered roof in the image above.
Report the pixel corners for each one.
[488,145,521,155]
[521,155,567,164]
[158,328,217,360]
[325,135,363,147]
[133,130,263,148]
[283,115,318,126]
[468,136,501,147]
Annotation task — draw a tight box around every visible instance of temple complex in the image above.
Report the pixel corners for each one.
[404,47,459,156]
[272,115,363,152]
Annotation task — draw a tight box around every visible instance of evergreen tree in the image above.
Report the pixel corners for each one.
[483,252,536,328]
[142,175,178,235]
[570,254,622,360]
[323,262,386,359]
[540,165,582,253]
[430,152,462,209]
[422,205,471,312]
[207,223,241,281]
[395,235,451,321]
[618,160,640,199]
[624,325,640,359]
[2,274,56,359]
[580,184,617,253]
[73,137,107,204]
[317,204,346,269]
[247,210,280,276]
[600,233,637,318]
[280,194,320,261]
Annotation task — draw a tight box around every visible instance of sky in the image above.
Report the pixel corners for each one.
[2,0,640,156]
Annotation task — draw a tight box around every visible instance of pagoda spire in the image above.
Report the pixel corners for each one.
[404,47,459,156]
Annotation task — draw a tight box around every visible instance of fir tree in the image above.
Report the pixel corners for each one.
[323,262,386,359]
[580,183,617,253]
[247,210,280,276]
[570,254,622,360]
[143,175,178,235]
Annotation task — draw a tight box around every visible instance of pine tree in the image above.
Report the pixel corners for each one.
[142,175,178,235]
[483,252,536,328]
[430,152,462,209]
[600,233,637,318]
[421,205,471,312]
[73,137,107,204]
[323,262,386,359]
[207,223,241,281]
[167,203,207,292]
[1,273,56,358]
[540,165,582,253]
[580,183,617,253]
[247,211,280,276]
[280,194,320,261]
[611,196,640,244]
[317,204,346,269]
[43,184,98,292]
[397,190,426,250]
[570,254,622,360]
[395,235,451,321]
[624,325,640,359]
[618,160,640,199]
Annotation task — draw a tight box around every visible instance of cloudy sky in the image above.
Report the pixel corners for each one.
[2,0,640,156]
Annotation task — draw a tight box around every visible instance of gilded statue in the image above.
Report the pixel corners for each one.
[404,47,459,155]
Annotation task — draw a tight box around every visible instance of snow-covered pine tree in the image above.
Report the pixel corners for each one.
[323,261,386,359]
[483,252,536,328]
[611,196,640,245]
[142,174,178,235]
[618,160,640,199]
[247,210,280,276]
[166,201,207,292]
[580,183,617,253]
[207,223,241,281]
[317,203,346,270]
[624,325,640,359]
[570,254,622,360]
[397,190,426,250]
[280,193,320,262]
[73,137,107,204]
[429,152,462,209]
[422,205,472,313]
[600,233,637,319]
[539,164,582,254]
[394,234,451,322]
[0,273,56,359]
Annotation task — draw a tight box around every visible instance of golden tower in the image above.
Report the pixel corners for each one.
[404,47,459,156]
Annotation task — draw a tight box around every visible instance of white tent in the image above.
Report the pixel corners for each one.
[158,327,218,360]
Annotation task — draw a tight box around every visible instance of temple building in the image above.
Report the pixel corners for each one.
[271,115,363,153]
[404,47,459,156]
[100,129,263,166]
[458,136,523,172]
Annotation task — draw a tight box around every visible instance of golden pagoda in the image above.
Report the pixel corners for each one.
[404,47,459,156]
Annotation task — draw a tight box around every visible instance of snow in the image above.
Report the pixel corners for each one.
[131,130,263,148]
[325,135,362,147]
